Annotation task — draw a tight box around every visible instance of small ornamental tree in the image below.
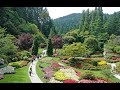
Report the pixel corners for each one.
[51,35,63,53]
[32,36,39,55]
[16,33,33,50]
[47,38,53,56]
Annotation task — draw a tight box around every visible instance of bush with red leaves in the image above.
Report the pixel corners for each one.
[16,33,33,50]
[64,79,78,83]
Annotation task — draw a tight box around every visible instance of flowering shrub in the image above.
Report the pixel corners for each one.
[79,79,94,83]
[42,67,53,74]
[54,71,68,81]
[75,71,81,77]
[59,68,79,81]
[44,72,54,79]
[63,79,78,83]
[52,53,58,57]
[61,60,69,63]
[49,77,63,83]
[51,61,61,69]
[98,60,107,65]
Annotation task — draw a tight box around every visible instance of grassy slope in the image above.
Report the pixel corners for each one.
[0,63,31,83]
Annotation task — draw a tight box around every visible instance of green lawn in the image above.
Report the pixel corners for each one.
[0,63,31,83]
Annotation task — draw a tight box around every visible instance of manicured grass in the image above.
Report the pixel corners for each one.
[0,63,31,83]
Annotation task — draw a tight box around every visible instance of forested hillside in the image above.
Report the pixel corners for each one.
[53,13,81,34]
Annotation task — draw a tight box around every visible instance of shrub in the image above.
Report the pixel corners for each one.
[16,33,33,50]
[81,71,95,80]
[0,66,15,74]
[91,54,103,58]
[54,71,68,81]
[91,60,98,66]
[59,68,80,81]
[49,77,63,83]
[8,61,28,68]
[42,67,53,74]
[17,50,31,61]
[115,63,120,74]
[68,57,84,68]
[9,62,21,68]
[98,60,107,65]
[63,79,78,83]
[114,46,120,54]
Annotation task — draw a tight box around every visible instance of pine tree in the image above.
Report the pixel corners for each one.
[32,36,39,55]
[47,38,53,56]
[80,10,85,31]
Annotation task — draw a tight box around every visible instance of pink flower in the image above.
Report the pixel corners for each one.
[64,79,78,83]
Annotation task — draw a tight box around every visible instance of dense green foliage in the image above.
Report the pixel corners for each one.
[0,27,17,63]
[32,36,39,55]
[54,13,81,34]
[47,38,53,56]
[60,43,90,57]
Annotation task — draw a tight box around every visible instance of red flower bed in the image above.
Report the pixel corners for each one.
[42,67,53,74]
[75,71,81,77]
[51,62,61,69]
[64,79,78,83]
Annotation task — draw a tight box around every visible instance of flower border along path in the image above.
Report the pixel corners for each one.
[28,57,43,83]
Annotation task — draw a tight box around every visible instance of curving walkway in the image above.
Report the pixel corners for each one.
[28,50,47,83]
[28,57,43,83]
[107,63,120,80]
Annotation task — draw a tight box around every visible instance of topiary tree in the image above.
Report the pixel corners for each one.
[47,38,53,56]
[32,36,39,56]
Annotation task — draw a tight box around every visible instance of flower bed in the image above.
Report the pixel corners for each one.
[79,79,108,83]
[63,79,78,83]
[54,71,68,81]
[49,77,63,83]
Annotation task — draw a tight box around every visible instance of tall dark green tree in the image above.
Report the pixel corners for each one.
[32,36,39,55]
[47,38,53,56]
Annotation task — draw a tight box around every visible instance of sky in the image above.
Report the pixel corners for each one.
[47,7,120,19]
